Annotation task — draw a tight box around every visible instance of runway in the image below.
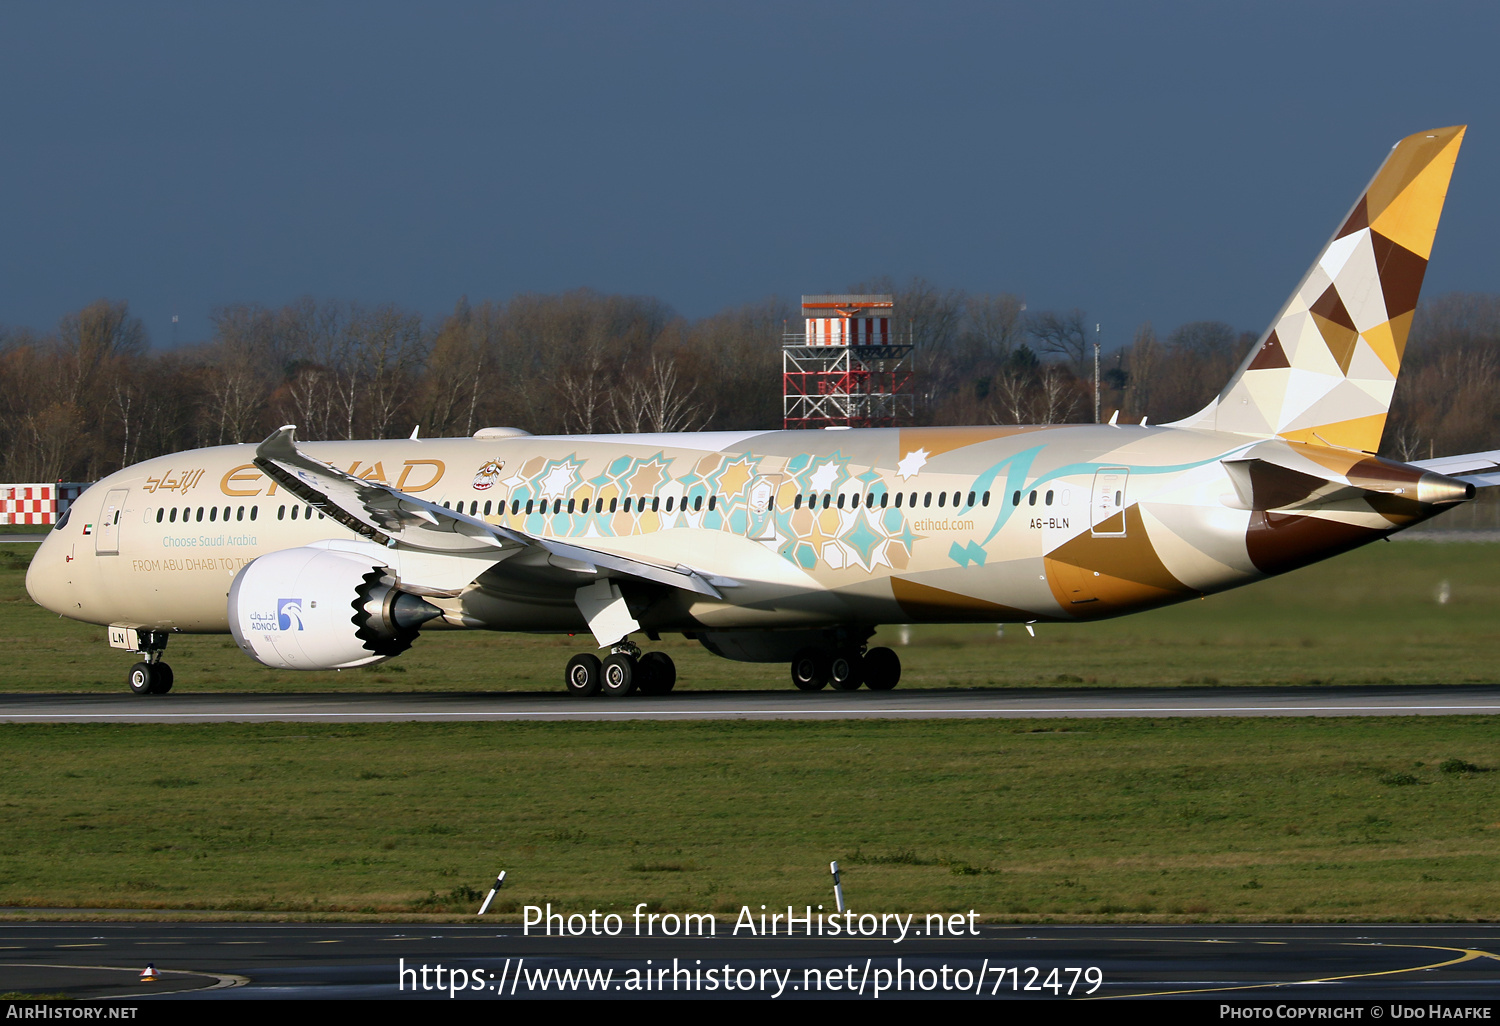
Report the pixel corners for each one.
[3,683,1500,722]
[1,921,1498,1000]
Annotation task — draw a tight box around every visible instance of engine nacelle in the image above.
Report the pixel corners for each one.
[228,547,440,670]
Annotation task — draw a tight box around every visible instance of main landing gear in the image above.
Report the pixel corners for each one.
[790,645,900,692]
[564,642,676,698]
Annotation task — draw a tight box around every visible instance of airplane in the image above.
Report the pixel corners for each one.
[24,125,1500,698]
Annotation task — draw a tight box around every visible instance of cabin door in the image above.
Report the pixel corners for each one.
[746,474,783,540]
[1089,469,1128,538]
[95,488,129,555]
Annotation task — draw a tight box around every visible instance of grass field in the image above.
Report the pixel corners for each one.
[3,538,1498,693]
[3,538,1499,922]
[1,719,1498,921]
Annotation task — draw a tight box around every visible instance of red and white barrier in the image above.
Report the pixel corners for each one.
[1,484,56,525]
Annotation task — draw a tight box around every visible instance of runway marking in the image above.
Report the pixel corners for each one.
[0,962,248,993]
[4,705,1500,720]
[1096,943,1498,1000]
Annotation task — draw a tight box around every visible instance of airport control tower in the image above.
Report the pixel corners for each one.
[782,294,915,429]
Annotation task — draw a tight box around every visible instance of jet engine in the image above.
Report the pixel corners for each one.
[228,546,442,670]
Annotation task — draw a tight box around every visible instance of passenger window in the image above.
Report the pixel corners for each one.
[525,500,534,514]
[1029,491,1037,506]
[880,492,888,508]
[484,500,492,515]
[967,491,976,507]
[567,498,576,514]
[277,505,285,520]
[708,495,717,511]
[209,507,217,522]
[1012,490,1021,506]
[196,507,204,522]
[168,508,176,523]
[923,492,932,508]
[250,506,258,521]
[291,506,299,520]
[1045,490,1054,505]
[837,493,846,509]
[156,508,164,523]
[553,499,562,514]
[612,497,619,512]
[895,492,903,508]
[237,506,245,521]
[822,494,832,509]
[693,495,702,511]
[305,506,313,519]
[651,496,660,512]
[794,494,803,510]
[982,491,990,507]
[666,496,674,512]
[909,492,917,507]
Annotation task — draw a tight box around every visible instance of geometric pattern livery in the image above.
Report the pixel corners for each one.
[1042,505,1197,615]
[1179,126,1465,454]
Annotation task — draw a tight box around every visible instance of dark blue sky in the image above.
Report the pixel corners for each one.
[2,2,1497,349]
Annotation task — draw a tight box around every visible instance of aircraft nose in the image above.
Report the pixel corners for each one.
[25,531,71,615]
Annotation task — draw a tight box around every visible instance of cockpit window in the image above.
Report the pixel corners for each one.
[53,509,70,531]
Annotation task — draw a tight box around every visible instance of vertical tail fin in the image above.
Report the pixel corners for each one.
[1177,126,1465,452]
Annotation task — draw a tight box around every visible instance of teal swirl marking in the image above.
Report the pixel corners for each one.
[972,440,1261,547]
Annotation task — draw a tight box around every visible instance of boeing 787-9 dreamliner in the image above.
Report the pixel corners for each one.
[25,126,1500,697]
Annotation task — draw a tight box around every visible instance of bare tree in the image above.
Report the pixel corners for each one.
[346,304,428,439]
[965,293,1027,361]
[611,355,713,433]
[1034,363,1080,424]
[205,305,276,444]
[1027,309,1090,375]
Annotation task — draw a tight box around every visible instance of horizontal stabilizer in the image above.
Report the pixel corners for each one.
[1222,458,1368,511]
[1223,456,1474,511]
[1412,449,1500,488]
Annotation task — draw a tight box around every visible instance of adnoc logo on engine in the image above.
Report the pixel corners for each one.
[277,598,306,631]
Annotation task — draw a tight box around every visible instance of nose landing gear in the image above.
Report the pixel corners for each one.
[118,629,173,695]
[128,661,174,695]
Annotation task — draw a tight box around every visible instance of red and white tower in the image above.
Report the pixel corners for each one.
[783,295,914,429]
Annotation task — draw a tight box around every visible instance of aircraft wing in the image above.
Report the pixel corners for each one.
[1411,450,1500,488]
[253,426,731,608]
